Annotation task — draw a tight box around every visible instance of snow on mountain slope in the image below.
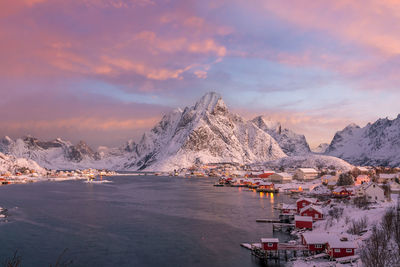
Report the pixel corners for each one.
[0,152,46,174]
[312,143,329,154]
[0,92,354,171]
[264,154,353,171]
[325,116,400,167]
[0,136,119,170]
[126,92,287,171]
[252,116,311,156]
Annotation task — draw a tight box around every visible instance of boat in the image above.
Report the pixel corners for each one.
[213,183,224,187]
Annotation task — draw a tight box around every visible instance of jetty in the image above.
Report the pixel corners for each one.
[255,218,281,223]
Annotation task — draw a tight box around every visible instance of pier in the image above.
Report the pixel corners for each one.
[240,242,310,263]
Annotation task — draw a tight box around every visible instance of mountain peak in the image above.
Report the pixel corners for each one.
[194,92,226,113]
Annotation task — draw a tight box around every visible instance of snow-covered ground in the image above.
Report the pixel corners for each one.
[288,194,399,266]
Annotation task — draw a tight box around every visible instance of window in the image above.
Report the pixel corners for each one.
[346,249,352,253]
[268,243,273,247]
[315,214,318,218]
[315,244,322,248]
[334,249,341,253]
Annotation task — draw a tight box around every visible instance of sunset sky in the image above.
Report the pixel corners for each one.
[2,0,400,148]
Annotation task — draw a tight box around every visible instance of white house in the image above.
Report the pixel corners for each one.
[295,168,319,180]
[378,173,398,184]
[269,172,292,183]
[356,182,385,202]
[389,182,400,193]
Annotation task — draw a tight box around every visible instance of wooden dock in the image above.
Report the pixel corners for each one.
[256,218,281,223]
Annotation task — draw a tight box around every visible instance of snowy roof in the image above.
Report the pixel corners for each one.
[274,172,292,178]
[295,215,313,222]
[333,186,350,193]
[261,238,279,243]
[302,233,337,244]
[379,173,398,179]
[298,168,318,173]
[320,175,334,179]
[327,181,337,186]
[282,204,296,210]
[327,240,357,249]
[300,204,323,215]
[362,182,383,191]
[296,197,317,204]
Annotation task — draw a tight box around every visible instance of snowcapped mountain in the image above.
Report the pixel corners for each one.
[0,152,46,175]
[325,115,400,167]
[0,92,355,171]
[125,92,287,171]
[252,116,311,155]
[0,136,111,170]
[312,143,329,154]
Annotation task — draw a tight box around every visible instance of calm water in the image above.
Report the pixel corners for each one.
[0,176,292,267]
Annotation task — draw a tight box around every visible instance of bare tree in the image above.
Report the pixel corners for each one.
[360,226,396,267]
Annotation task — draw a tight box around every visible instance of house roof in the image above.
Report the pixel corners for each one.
[298,168,318,173]
[328,240,357,249]
[332,186,351,193]
[302,233,337,244]
[282,203,296,209]
[296,197,317,204]
[261,238,279,243]
[300,204,323,215]
[379,173,398,179]
[362,182,383,191]
[295,215,313,222]
[356,175,369,180]
[274,172,292,178]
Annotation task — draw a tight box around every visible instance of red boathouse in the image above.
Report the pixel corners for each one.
[296,198,317,213]
[261,238,279,251]
[295,215,313,229]
[326,240,356,258]
[300,205,324,220]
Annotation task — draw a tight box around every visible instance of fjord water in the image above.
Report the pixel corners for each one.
[0,176,291,267]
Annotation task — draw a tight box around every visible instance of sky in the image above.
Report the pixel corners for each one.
[1,0,400,149]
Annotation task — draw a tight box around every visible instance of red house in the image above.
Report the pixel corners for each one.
[300,205,323,220]
[258,172,274,178]
[295,215,313,229]
[261,238,279,251]
[326,240,356,258]
[332,186,353,198]
[301,233,335,253]
[296,198,317,213]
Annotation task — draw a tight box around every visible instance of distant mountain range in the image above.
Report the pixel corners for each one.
[2,92,397,171]
[324,116,400,167]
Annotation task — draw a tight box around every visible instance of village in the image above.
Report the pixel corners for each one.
[1,162,399,266]
[188,164,400,266]
[0,168,117,185]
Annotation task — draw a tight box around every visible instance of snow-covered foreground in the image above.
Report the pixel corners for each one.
[289,194,399,266]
